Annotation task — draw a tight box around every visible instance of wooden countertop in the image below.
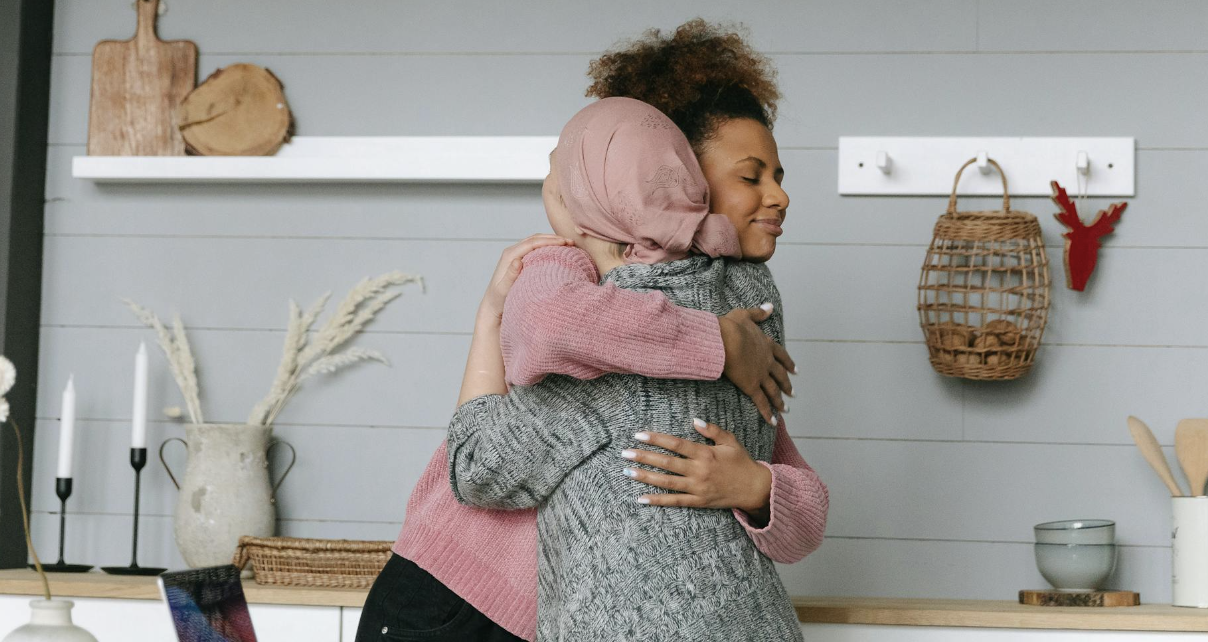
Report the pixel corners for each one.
[3,570,1208,631]
[792,596,1208,632]
[0,569,369,608]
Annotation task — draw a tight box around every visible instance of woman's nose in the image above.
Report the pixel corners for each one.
[764,184,789,213]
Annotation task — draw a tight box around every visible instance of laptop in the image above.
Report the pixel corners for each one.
[157,565,258,642]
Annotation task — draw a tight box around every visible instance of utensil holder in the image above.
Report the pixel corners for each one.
[1173,497,1208,607]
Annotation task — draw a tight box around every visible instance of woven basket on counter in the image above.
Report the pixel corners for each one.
[918,157,1051,381]
[232,536,392,588]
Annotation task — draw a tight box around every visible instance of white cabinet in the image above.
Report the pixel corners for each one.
[0,595,349,641]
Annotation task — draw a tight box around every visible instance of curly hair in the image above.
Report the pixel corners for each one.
[586,19,780,152]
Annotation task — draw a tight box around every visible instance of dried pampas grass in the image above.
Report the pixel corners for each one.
[122,270,420,429]
[248,271,423,426]
[123,299,204,424]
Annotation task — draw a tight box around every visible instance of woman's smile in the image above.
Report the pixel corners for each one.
[753,216,784,236]
[698,118,790,262]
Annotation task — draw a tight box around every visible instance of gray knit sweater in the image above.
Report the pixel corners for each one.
[447,256,803,642]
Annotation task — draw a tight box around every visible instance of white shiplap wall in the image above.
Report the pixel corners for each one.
[30,0,1208,602]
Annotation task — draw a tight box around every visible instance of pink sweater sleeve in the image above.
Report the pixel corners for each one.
[732,420,829,564]
[500,246,725,386]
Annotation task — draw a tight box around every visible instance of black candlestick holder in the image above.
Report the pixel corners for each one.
[33,477,93,573]
[102,448,165,576]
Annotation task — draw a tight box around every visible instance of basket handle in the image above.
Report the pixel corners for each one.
[232,536,252,569]
[947,157,1011,215]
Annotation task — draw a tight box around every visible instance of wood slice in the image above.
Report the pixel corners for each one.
[1019,589,1140,607]
[87,0,197,156]
[177,63,294,156]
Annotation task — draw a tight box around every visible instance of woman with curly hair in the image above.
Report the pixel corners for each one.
[357,20,826,642]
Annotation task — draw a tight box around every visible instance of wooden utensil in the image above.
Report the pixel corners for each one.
[1127,416,1184,497]
[87,0,197,156]
[1175,419,1208,496]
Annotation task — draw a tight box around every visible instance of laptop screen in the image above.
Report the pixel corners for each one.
[158,565,258,642]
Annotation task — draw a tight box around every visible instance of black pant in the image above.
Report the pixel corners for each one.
[356,553,525,642]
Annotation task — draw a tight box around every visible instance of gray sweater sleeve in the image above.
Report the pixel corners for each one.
[446,377,615,510]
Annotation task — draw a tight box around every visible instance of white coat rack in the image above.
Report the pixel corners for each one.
[837,137,1135,196]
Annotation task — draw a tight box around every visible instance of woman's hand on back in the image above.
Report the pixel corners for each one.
[718,305,795,424]
[623,419,772,524]
[478,234,574,323]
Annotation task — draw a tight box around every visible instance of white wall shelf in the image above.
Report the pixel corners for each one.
[838,137,1135,197]
[72,136,559,183]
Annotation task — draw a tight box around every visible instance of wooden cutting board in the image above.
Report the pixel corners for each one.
[87,0,197,156]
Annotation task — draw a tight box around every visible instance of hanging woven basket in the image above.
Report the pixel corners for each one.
[918,157,1051,381]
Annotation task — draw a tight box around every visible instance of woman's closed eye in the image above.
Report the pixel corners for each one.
[741,176,759,184]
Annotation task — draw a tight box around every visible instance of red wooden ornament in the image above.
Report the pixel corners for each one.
[1050,181,1126,292]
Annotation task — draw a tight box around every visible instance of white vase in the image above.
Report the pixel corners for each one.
[160,423,295,567]
[2,600,97,642]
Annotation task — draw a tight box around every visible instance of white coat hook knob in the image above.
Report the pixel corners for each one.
[875,150,892,174]
[1076,151,1090,176]
[976,150,991,175]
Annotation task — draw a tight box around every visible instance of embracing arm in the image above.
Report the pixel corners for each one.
[501,246,794,420]
[732,421,829,563]
[501,246,724,385]
[447,381,611,510]
[449,234,614,509]
[625,417,828,564]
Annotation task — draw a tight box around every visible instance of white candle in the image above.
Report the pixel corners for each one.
[56,375,75,479]
[132,342,148,449]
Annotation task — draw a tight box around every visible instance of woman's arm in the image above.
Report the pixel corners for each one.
[501,246,723,384]
[730,422,829,563]
[449,234,612,509]
[447,381,613,510]
[458,234,572,404]
[501,246,795,421]
[623,418,828,564]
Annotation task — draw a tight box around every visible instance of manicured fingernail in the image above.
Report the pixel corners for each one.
[783,404,790,414]
[621,449,637,460]
[623,468,638,478]
[771,415,779,426]
[791,366,799,375]
[636,496,651,505]
[760,303,774,312]
[692,418,706,429]
[634,432,650,442]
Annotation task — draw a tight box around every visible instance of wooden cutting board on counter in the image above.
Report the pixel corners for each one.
[87,0,197,156]
[1020,589,1140,607]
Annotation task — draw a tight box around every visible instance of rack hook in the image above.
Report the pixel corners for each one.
[875,150,893,174]
[1076,150,1090,176]
[976,150,991,175]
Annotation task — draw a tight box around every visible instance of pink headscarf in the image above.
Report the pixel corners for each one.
[555,97,741,264]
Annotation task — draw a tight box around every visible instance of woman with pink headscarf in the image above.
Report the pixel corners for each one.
[357,23,825,642]
[439,97,808,640]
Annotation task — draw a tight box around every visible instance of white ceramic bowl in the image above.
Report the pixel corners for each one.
[1034,543,1117,591]
[1034,519,1115,545]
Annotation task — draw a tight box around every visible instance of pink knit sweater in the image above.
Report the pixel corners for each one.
[393,247,829,642]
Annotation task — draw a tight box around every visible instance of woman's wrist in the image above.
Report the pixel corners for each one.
[738,461,773,521]
[476,299,505,326]
[717,315,737,372]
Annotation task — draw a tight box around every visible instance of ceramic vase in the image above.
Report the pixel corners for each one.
[160,423,295,567]
[2,600,97,642]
